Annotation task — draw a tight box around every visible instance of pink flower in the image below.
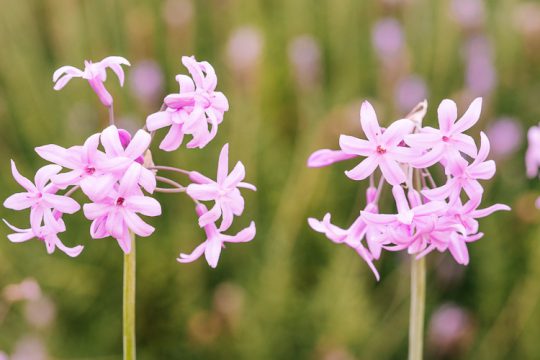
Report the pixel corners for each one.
[339,101,416,185]
[3,161,80,233]
[405,98,481,168]
[100,125,156,194]
[307,149,356,168]
[35,133,127,199]
[526,124,540,178]
[53,56,130,107]
[83,164,161,253]
[177,204,255,268]
[146,56,229,150]
[308,189,382,280]
[187,144,256,231]
[3,218,83,257]
[422,132,495,204]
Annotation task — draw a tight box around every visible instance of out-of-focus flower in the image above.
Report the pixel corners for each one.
[395,75,428,113]
[25,296,56,329]
[213,282,245,328]
[0,351,7,360]
[129,60,164,104]
[526,124,540,178]
[486,117,523,159]
[451,0,485,30]
[464,36,496,97]
[187,144,256,230]
[288,35,321,90]
[428,303,475,357]
[53,56,130,107]
[178,204,255,268]
[225,26,264,77]
[3,278,41,303]
[339,101,416,185]
[162,0,194,28]
[11,336,47,360]
[372,18,404,60]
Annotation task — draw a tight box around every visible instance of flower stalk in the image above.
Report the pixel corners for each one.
[408,255,426,360]
[123,231,136,360]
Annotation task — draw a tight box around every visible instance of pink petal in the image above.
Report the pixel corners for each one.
[453,97,482,134]
[307,149,357,167]
[101,126,124,156]
[413,201,447,216]
[43,194,80,214]
[125,130,151,159]
[90,217,109,238]
[116,227,132,254]
[177,242,207,263]
[53,65,83,82]
[345,156,379,181]
[204,237,222,268]
[224,222,256,243]
[451,133,477,158]
[55,241,84,257]
[238,182,257,191]
[10,160,36,192]
[4,193,35,210]
[35,144,80,168]
[339,136,373,156]
[381,119,414,146]
[80,174,117,201]
[448,235,469,265]
[437,99,457,133]
[122,210,155,237]
[83,203,111,220]
[106,210,124,239]
[217,144,229,183]
[218,205,234,231]
[176,74,195,92]
[359,101,381,141]
[189,171,214,184]
[88,77,113,107]
[146,111,173,131]
[360,211,396,225]
[164,93,196,108]
[186,184,219,201]
[410,144,445,168]
[30,206,44,233]
[159,124,185,152]
[118,164,141,196]
[139,167,157,193]
[379,157,406,185]
[471,131,491,165]
[223,162,246,188]
[391,186,410,213]
[471,203,511,218]
[125,195,161,216]
[198,204,221,228]
[404,132,441,150]
[34,165,62,190]
[468,160,495,180]
[422,181,454,201]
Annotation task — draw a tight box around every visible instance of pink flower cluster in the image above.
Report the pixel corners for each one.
[308,99,510,280]
[4,56,255,268]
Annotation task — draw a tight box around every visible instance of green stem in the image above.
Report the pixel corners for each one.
[123,232,136,360]
[408,256,426,360]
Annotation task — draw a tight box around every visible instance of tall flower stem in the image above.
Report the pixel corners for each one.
[123,232,136,360]
[408,255,426,360]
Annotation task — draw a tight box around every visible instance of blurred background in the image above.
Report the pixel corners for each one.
[0,0,539,358]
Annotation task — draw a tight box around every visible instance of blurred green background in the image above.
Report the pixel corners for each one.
[0,0,539,359]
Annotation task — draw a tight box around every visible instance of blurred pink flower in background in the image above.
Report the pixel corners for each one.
[25,296,56,329]
[371,18,404,60]
[226,26,264,76]
[428,303,475,357]
[451,0,485,29]
[3,278,41,303]
[11,336,47,360]
[129,60,164,104]
[394,75,428,113]
[288,35,322,90]
[162,0,194,28]
[485,117,523,159]
[464,35,496,97]
[0,351,7,360]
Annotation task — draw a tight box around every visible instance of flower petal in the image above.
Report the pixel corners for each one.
[360,101,381,141]
[159,124,185,152]
[379,157,406,185]
[125,196,161,216]
[345,156,379,181]
[146,111,173,131]
[177,242,207,263]
[217,144,229,183]
[10,160,36,192]
[453,97,482,134]
[307,149,357,167]
[437,99,457,133]
[4,193,35,210]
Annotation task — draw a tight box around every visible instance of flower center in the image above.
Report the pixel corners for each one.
[442,135,450,142]
[376,145,387,154]
[116,197,125,206]
[85,166,96,175]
